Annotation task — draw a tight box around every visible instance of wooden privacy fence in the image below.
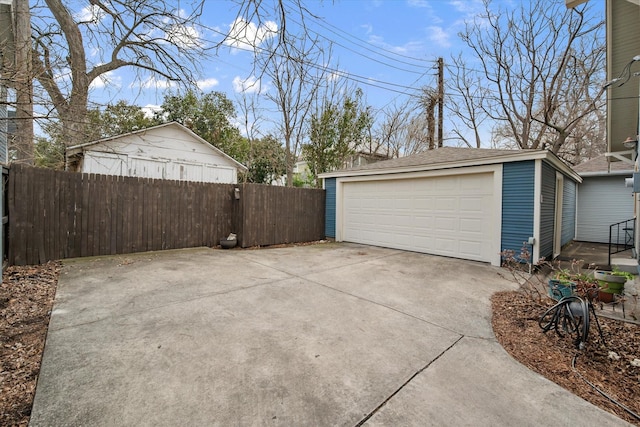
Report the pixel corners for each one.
[8,164,325,266]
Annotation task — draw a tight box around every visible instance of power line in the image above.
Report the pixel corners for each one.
[306,13,436,65]
[196,22,429,95]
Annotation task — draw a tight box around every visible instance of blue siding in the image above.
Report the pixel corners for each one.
[562,178,577,246]
[324,178,336,238]
[540,162,556,260]
[501,161,535,256]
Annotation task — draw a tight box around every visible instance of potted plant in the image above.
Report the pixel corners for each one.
[547,270,577,301]
[594,268,633,295]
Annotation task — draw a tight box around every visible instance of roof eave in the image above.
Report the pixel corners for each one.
[579,171,634,177]
[66,122,248,172]
[320,150,582,182]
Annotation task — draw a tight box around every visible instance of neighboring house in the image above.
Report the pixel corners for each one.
[320,147,581,267]
[293,159,311,185]
[65,122,247,184]
[342,151,390,169]
[293,150,390,186]
[567,0,640,265]
[573,155,634,243]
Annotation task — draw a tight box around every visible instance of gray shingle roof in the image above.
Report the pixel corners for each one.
[572,154,633,174]
[330,146,539,173]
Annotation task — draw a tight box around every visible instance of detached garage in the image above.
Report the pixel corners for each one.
[320,148,581,266]
[65,122,247,184]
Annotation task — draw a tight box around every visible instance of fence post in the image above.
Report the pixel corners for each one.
[1,165,7,270]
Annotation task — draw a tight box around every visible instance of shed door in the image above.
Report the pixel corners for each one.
[341,172,495,263]
[576,175,634,243]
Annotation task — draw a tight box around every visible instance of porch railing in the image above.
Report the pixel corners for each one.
[608,218,635,266]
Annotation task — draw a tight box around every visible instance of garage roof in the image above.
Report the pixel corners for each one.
[572,154,633,177]
[319,147,581,182]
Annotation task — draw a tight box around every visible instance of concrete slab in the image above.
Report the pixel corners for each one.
[364,337,629,426]
[305,250,516,338]
[29,243,631,426]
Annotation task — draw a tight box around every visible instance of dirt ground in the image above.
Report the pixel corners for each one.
[492,290,640,426]
[1,261,639,426]
[0,262,59,427]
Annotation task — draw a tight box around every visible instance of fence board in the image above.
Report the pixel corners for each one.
[8,165,324,265]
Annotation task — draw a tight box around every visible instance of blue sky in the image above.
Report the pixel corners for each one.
[79,0,604,143]
[85,1,484,120]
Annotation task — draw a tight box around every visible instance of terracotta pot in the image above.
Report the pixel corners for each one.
[598,290,615,303]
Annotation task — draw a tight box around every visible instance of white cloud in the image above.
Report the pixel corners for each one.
[407,0,430,7]
[134,76,177,90]
[89,70,121,89]
[232,75,262,94]
[449,0,484,15]
[427,26,451,48]
[360,24,373,35]
[196,78,220,90]
[368,34,426,56]
[224,18,278,52]
[141,104,163,120]
[75,5,104,24]
[327,70,347,82]
[166,24,203,50]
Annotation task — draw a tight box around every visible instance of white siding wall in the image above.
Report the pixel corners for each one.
[80,125,240,183]
[576,175,634,243]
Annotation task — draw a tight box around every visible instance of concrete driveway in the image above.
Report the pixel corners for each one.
[29,243,629,426]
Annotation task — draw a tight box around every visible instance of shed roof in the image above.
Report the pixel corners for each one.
[572,154,633,176]
[319,147,581,182]
[66,122,247,171]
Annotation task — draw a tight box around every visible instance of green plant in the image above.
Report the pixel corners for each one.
[611,267,634,282]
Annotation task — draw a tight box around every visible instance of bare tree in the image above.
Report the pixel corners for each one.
[375,102,411,159]
[455,0,605,156]
[257,32,329,186]
[446,55,488,148]
[30,0,208,146]
[375,90,442,158]
[418,87,438,150]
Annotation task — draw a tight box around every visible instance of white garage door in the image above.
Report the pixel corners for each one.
[341,172,495,263]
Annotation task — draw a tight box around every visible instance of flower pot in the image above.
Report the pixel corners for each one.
[220,239,237,249]
[548,279,576,301]
[599,280,625,293]
[593,270,627,284]
[598,289,615,303]
[594,270,626,295]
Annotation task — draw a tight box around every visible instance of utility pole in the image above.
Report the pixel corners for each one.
[437,57,443,148]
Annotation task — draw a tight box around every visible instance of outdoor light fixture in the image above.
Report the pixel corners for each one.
[623,136,638,149]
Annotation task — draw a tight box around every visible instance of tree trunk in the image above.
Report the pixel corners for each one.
[13,0,33,164]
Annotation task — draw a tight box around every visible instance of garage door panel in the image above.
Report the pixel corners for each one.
[459,240,483,258]
[342,173,495,263]
[460,218,482,232]
[436,216,456,231]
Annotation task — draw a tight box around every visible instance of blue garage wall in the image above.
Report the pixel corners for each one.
[324,178,336,238]
[561,177,577,246]
[540,161,556,260]
[501,161,535,256]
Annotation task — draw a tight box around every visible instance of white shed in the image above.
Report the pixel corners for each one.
[66,122,247,184]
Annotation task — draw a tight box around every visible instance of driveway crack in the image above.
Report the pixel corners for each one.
[354,335,464,427]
